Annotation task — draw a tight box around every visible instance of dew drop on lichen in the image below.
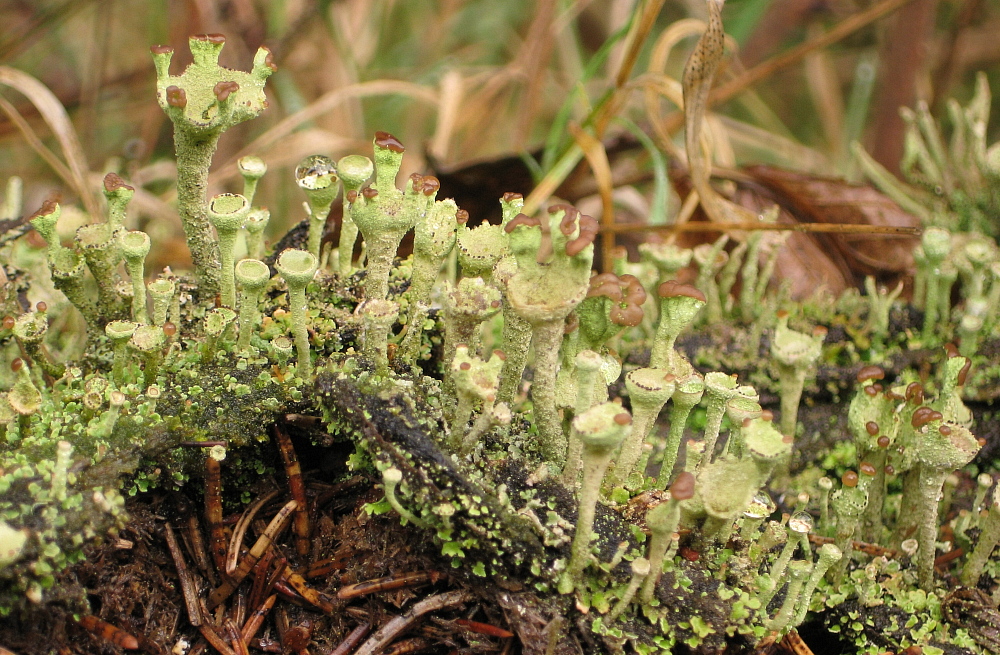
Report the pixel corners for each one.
[295,155,336,190]
[788,511,813,534]
[744,491,776,519]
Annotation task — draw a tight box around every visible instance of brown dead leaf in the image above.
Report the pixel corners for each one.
[744,164,919,275]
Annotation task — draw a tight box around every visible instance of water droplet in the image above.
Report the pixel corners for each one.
[295,155,336,190]
[743,491,776,519]
[788,511,814,533]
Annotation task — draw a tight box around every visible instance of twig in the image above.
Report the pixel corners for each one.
[274,424,311,558]
[328,623,370,655]
[336,572,436,600]
[281,565,335,614]
[381,638,431,655]
[208,500,297,609]
[185,514,214,582]
[164,522,203,626]
[227,490,279,575]
[241,594,276,644]
[198,624,235,655]
[223,619,249,655]
[75,615,139,650]
[247,548,277,613]
[205,455,228,574]
[351,591,472,655]
[596,221,921,236]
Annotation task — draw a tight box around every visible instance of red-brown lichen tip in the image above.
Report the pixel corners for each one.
[162,322,177,337]
[35,301,47,312]
[374,131,405,153]
[10,357,22,372]
[166,86,187,109]
[262,47,277,72]
[493,349,507,361]
[812,326,828,338]
[150,44,173,55]
[842,470,859,487]
[865,421,879,436]
[502,192,523,203]
[958,358,972,386]
[460,362,471,371]
[905,382,924,404]
[613,413,632,426]
[504,213,540,233]
[29,198,60,220]
[103,172,134,193]
[553,205,579,236]
[877,435,890,448]
[943,343,959,358]
[362,187,378,199]
[421,176,440,196]
[856,365,885,383]
[565,215,598,257]
[939,424,952,436]
[776,309,789,319]
[456,209,469,224]
[657,280,707,303]
[193,33,226,44]
[670,471,696,500]
[760,409,774,422]
[214,81,239,102]
[346,190,358,202]
[2,316,14,330]
[859,462,877,477]
[911,406,942,429]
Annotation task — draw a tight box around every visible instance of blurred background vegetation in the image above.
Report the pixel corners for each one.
[0,0,997,274]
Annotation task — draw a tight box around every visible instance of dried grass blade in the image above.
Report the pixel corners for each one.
[568,124,615,271]
[232,81,437,162]
[0,66,97,216]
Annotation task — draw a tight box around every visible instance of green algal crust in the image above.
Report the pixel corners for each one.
[770,311,825,437]
[399,190,461,364]
[207,193,251,309]
[201,307,237,363]
[918,227,951,340]
[237,155,267,206]
[609,368,674,488]
[129,324,165,387]
[793,543,841,627]
[449,346,505,453]
[119,230,150,324]
[275,249,319,378]
[151,35,275,296]
[441,277,502,384]
[295,155,339,261]
[105,320,137,386]
[382,467,429,528]
[767,560,811,632]
[642,472,693,602]
[559,402,630,594]
[147,277,176,326]
[501,205,598,465]
[335,155,374,275]
[234,259,270,353]
[75,222,121,318]
[649,281,705,374]
[13,309,64,379]
[560,350,604,487]
[659,372,704,485]
[347,133,427,301]
[961,485,1000,586]
[357,299,399,376]
[912,418,979,590]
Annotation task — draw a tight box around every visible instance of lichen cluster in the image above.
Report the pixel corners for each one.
[0,24,998,655]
